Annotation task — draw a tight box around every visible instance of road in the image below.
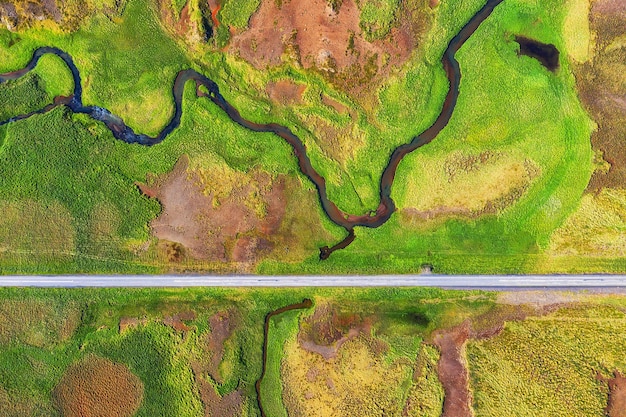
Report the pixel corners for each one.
[1,275,626,288]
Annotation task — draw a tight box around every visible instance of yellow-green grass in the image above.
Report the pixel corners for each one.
[282,335,415,417]
[404,345,444,417]
[548,188,626,257]
[563,0,592,63]
[261,308,306,417]
[468,305,626,416]
[401,150,540,214]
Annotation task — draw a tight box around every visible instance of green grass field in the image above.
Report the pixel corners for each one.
[0,0,617,274]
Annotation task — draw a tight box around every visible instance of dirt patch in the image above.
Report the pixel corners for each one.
[190,311,243,417]
[163,310,196,332]
[230,0,426,94]
[298,304,372,360]
[138,155,289,269]
[157,0,205,46]
[267,80,306,105]
[206,310,237,383]
[321,94,347,114]
[432,321,472,417]
[605,371,626,417]
[53,355,143,417]
[593,0,626,15]
[192,361,244,417]
[119,317,148,333]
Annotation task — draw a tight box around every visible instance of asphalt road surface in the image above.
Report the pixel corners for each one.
[1,275,626,288]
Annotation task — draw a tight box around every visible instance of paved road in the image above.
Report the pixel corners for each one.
[1,275,626,288]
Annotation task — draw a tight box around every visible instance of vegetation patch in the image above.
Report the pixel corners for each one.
[548,188,626,257]
[282,335,413,416]
[468,304,626,416]
[400,151,540,220]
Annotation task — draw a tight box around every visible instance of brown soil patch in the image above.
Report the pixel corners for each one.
[432,321,472,417]
[298,304,372,360]
[192,365,244,417]
[137,155,288,268]
[157,0,204,46]
[206,310,236,383]
[163,310,196,332]
[574,3,626,191]
[321,94,347,114]
[230,0,426,93]
[267,80,306,105]
[53,355,143,417]
[606,371,626,417]
[177,4,192,37]
[208,0,221,27]
[593,0,626,15]
[118,317,148,333]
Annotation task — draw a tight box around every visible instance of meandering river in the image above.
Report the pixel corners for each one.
[0,0,504,258]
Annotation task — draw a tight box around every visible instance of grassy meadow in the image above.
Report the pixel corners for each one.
[0,0,614,273]
[0,288,625,416]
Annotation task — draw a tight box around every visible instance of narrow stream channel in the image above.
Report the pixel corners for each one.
[255,299,313,417]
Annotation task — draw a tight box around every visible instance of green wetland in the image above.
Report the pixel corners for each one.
[0,0,622,274]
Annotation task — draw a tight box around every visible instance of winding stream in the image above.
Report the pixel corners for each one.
[255,298,313,417]
[0,0,504,259]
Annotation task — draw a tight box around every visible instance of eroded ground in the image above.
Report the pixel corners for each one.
[228,0,431,95]
[137,154,333,270]
[574,0,626,190]
[53,355,144,417]
[606,371,626,417]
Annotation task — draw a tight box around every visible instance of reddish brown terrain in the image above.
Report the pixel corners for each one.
[192,374,243,417]
[191,310,243,417]
[576,0,626,190]
[53,356,144,417]
[163,310,196,332]
[137,155,285,266]
[206,310,237,383]
[432,321,473,417]
[137,154,334,268]
[267,80,306,105]
[230,0,426,92]
[158,0,204,45]
[606,371,626,417]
